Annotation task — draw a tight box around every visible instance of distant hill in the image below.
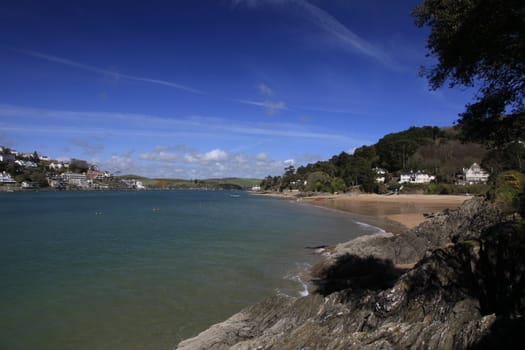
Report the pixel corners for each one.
[261,125,488,193]
[116,176,261,190]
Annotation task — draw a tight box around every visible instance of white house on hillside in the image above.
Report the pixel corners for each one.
[463,163,490,184]
[373,167,387,183]
[399,171,435,184]
[15,160,37,168]
[0,171,16,184]
[62,172,88,188]
[49,162,63,170]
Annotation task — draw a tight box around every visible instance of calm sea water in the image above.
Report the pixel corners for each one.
[0,190,378,350]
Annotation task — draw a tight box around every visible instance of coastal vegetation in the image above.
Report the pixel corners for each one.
[179,1,525,348]
[413,0,524,165]
[412,0,524,214]
[261,125,489,194]
[118,175,260,190]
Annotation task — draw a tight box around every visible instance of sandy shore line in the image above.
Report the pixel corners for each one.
[256,192,472,234]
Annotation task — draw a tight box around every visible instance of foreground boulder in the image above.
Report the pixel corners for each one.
[177,198,524,349]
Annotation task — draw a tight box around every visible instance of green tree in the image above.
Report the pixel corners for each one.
[280,165,299,191]
[329,152,353,180]
[376,127,436,171]
[353,145,379,166]
[31,151,40,163]
[413,0,524,150]
[260,175,281,191]
[330,178,346,193]
[348,157,377,192]
[305,171,331,192]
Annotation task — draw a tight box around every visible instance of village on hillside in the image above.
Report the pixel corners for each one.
[255,125,496,195]
[254,163,489,192]
[0,146,145,191]
[0,146,259,191]
[384,162,489,186]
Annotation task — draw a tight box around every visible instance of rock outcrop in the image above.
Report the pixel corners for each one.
[177,198,525,349]
[330,197,504,265]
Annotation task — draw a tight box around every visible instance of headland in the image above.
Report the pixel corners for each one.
[177,194,525,349]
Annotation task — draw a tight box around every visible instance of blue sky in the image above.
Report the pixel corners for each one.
[0,0,476,178]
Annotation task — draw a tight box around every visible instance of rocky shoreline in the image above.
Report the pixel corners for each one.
[176,197,525,349]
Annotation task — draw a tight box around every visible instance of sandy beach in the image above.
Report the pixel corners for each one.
[258,192,472,234]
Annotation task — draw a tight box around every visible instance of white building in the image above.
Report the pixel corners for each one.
[21,181,39,189]
[399,171,435,184]
[49,162,70,170]
[49,162,63,170]
[62,172,88,188]
[373,167,387,183]
[463,163,490,184]
[121,179,145,189]
[0,171,16,184]
[15,160,37,168]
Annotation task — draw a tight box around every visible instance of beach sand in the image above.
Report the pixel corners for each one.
[257,192,472,234]
[303,193,472,233]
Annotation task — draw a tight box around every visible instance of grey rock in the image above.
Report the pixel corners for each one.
[332,197,502,265]
[176,197,523,350]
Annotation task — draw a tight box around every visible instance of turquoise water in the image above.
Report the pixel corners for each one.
[0,190,377,349]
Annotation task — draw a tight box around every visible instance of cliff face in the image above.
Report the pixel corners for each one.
[177,198,525,349]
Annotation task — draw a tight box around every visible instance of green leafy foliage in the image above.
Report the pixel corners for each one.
[262,126,488,193]
[413,0,524,115]
[413,0,525,171]
[412,140,487,182]
[376,126,444,172]
[490,170,525,213]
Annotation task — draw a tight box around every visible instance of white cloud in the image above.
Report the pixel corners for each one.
[232,0,394,67]
[141,147,229,164]
[262,100,287,115]
[93,151,136,175]
[71,138,105,156]
[131,144,300,178]
[1,104,370,178]
[14,49,203,94]
[0,104,356,142]
[184,154,199,163]
[202,149,228,161]
[256,152,268,161]
[140,149,179,161]
[234,154,248,164]
[236,99,288,115]
[237,82,286,115]
[292,1,391,65]
[258,83,274,96]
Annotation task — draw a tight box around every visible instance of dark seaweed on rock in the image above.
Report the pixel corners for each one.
[312,254,407,296]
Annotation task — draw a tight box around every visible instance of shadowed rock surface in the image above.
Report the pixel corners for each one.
[176,198,524,349]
